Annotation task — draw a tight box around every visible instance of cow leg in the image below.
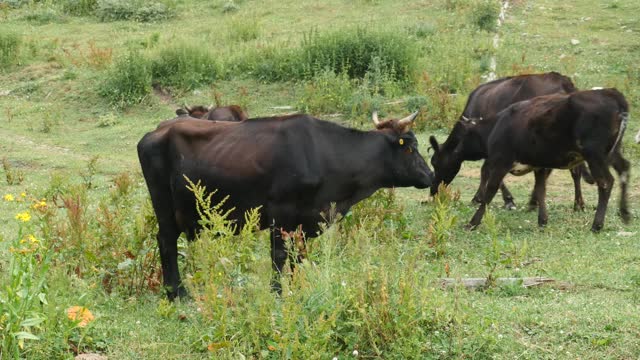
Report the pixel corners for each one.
[269,221,288,295]
[473,181,515,210]
[610,150,630,223]
[583,150,614,232]
[499,182,516,210]
[570,166,586,212]
[467,161,510,230]
[157,224,186,300]
[533,169,548,227]
[527,169,551,211]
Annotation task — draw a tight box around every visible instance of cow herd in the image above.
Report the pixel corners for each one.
[137,72,634,299]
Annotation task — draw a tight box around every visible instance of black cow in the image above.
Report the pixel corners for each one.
[429,72,592,211]
[138,112,434,299]
[176,104,249,122]
[467,88,630,232]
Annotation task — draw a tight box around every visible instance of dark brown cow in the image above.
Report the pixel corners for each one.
[138,112,434,299]
[467,88,630,232]
[176,104,248,122]
[429,72,592,211]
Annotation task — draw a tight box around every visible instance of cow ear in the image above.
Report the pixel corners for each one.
[429,136,439,152]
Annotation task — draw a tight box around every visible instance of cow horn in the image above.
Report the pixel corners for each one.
[372,111,380,126]
[461,115,470,122]
[397,111,419,127]
[184,103,191,111]
[207,104,213,111]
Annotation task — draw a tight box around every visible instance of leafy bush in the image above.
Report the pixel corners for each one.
[233,28,417,84]
[470,0,499,32]
[0,32,21,69]
[99,50,152,108]
[299,28,418,82]
[96,0,174,22]
[151,45,220,91]
[60,0,97,16]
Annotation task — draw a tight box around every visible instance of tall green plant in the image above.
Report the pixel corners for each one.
[0,33,20,70]
[1,208,51,358]
[99,49,152,108]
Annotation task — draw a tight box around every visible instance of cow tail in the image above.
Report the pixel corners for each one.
[609,111,628,156]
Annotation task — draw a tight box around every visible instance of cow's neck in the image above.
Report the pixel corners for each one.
[332,131,397,206]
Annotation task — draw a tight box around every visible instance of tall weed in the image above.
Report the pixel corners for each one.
[0,32,21,70]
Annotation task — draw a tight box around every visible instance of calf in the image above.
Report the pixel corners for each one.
[429,72,591,211]
[467,88,630,232]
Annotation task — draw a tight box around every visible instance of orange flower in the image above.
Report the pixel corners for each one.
[66,306,95,327]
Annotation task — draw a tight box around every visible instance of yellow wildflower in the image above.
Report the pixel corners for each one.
[32,200,47,211]
[20,192,26,198]
[27,234,39,245]
[3,194,14,202]
[66,306,95,327]
[15,211,31,222]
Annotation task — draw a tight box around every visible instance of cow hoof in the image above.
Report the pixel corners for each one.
[504,202,517,211]
[573,203,585,212]
[620,210,631,224]
[471,197,482,205]
[591,223,603,233]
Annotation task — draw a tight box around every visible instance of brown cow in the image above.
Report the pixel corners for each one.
[467,88,630,232]
[176,104,248,122]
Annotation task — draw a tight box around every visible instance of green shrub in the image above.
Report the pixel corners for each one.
[151,45,220,91]
[0,32,21,69]
[60,0,97,16]
[470,0,499,32]
[96,0,174,22]
[99,50,152,108]
[299,28,418,82]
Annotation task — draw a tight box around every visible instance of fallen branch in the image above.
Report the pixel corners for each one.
[437,277,559,290]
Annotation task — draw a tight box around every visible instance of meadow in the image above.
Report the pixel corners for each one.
[1,0,639,358]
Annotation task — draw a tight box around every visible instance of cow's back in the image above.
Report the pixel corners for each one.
[462,72,576,119]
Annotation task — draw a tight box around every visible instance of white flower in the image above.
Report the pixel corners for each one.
[352,350,359,357]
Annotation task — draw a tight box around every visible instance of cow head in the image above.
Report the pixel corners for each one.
[373,111,434,189]
[428,116,480,195]
[182,104,211,119]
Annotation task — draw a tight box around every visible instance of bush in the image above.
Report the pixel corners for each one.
[151,45,220,91]
[60,0,97,16]
[96,0,174,22]
[298,70,355,115]
[0,32,21,69]
[233,28,418,84]
[99,50,152,108]
[470,0,500,32]
[299,28,418,82]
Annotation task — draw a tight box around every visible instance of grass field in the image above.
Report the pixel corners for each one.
[1,0,640,358]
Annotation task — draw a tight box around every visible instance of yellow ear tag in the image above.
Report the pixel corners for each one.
[399,139,404,145]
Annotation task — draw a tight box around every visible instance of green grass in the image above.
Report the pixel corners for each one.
[1,0,640,358]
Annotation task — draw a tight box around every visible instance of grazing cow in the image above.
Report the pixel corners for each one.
[429,72,592,211]
[176,104,249,122]
[138,112,434,299]
[466,88,630,232]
